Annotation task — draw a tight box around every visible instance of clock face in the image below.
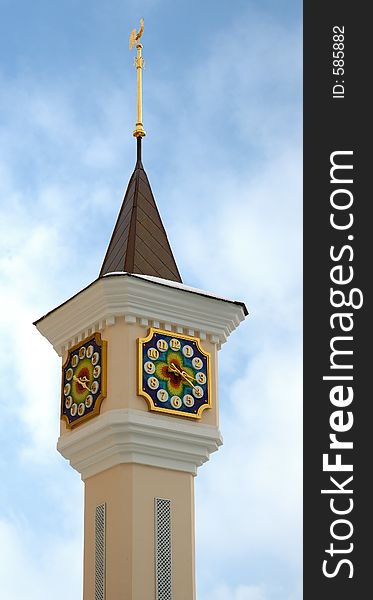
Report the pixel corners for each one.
[138,328,211,419]
[61,333,107,428]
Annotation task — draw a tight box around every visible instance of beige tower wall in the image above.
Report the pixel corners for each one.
[59,317,221,599]
[83,463,195,600]
[38,274,246,600]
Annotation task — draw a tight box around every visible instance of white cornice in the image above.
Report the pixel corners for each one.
[57,408,223,479]
[34,273,247,355]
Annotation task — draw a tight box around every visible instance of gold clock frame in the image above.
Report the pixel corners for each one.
[137,327,212,419]
[61,332,107,429]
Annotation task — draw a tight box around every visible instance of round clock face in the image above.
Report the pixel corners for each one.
[138,328,211,419]
[61,333,107,428]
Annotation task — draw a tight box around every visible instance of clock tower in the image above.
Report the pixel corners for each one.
[34,20,247,600]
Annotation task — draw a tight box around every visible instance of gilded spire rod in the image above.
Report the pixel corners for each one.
[129,18,146,138]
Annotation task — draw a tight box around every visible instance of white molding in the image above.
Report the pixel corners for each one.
[57,409,223,479]
[34,274,247,356]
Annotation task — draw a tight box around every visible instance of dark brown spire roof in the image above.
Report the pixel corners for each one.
[99,139,182,282]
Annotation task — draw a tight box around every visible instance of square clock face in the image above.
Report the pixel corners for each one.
[61,333,107,428]
[138,328,211,419]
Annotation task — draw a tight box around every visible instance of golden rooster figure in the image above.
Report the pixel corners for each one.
[129,18,144,50]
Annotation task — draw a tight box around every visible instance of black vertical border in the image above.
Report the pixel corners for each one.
[304,2,370,598]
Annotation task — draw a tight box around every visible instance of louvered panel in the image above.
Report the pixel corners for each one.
[155,498,172,600]
[95,503,106,600]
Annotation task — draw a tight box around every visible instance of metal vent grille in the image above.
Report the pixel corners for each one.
[155,498,172,600]
[95,503,106,600]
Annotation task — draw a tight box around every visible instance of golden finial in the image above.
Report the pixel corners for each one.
[129,18,146,138]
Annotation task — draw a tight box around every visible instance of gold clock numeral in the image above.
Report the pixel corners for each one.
[157,389,169,403]
[88,381,98,395]
[144,361,155,374]
[170,338,181,351]
[183,394,194,407]
[171,396,182,409]
[196,372,206,385]
[157,339,168,351]
[148,347,159,360]
[183,345,193,358]
[92,352,99,366]
[148,376,159,390]
[85,395,93,408]
[192,357,203,370]
[193,386,203,398]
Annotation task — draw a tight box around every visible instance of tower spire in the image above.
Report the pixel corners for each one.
[99,18,181,281]
[99,18,182,282]
[130,18,146,139]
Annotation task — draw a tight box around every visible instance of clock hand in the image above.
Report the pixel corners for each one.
[181,370,197,382]
[73,375,92,392]
[169,363,197,389]
[78,377,92,391]
[169,363,185,377]
[180,372,197,390]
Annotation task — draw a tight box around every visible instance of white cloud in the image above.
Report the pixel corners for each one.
[0,519,82,600]
[204,581,302,600]
[196,344,302,565]
[205,583,267,600]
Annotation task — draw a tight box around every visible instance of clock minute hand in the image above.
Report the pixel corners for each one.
[181,370,197,382]
[181,372,197,390]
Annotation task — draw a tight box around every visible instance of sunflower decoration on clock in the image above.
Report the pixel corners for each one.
[61,333,107,428]
[138,328,211,419]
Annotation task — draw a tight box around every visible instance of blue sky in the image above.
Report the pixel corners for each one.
[0,2,302,599]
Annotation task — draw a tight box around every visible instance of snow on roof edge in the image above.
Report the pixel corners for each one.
[103,272,248,314]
